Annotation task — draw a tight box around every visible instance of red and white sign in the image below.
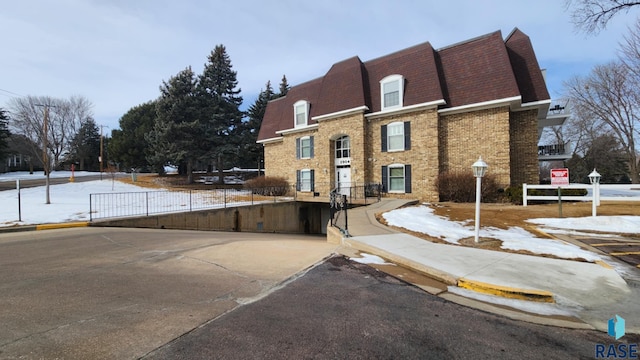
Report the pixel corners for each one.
[551,168,569,186]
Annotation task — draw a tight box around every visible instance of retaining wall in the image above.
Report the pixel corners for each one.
[92,201,331,234]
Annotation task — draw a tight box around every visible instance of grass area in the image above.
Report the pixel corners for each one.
[432,201,640,231]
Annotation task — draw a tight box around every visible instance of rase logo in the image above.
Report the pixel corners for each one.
[595,315,638,359]
[610,315,626,340]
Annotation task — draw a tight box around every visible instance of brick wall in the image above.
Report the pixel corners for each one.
[264,105,538,202]
[366,108,440,202]
[509,109,539,186]
[263,112,367,200]
[315,113,367,197]
[438,107,512,188]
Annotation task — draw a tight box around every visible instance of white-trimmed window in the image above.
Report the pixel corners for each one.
[296,136,314,159]
[335,136,350,159]
[387,122,404,151]
[382,164,412,193]
[296,169,315,192]
[381,121,410,152]
[294,100,309,127]
[380,75,404,110]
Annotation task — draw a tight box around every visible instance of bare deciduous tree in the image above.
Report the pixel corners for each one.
[565,0,640,34]
[564,62,639,183]
[9,95,93,170]
[8,95,93,203]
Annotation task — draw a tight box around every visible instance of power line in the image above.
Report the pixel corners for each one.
[0,88,24,98]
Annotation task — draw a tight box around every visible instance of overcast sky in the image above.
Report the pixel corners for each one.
[1,0,639,132]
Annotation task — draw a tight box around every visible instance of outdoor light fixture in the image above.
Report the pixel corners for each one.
[472,156,488,243]
[588,169,601,217]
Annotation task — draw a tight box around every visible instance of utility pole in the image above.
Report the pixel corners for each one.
[100,125,103,180]
[35,104,54,204]
[99,125,108,181]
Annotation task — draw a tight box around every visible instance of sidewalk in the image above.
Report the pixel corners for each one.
[341,199,640,334]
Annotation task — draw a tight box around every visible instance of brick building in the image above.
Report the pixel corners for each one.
[257,29,561,202]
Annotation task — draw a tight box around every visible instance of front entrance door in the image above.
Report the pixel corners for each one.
[336,167,351,196]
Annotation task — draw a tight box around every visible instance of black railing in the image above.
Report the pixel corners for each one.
[336,183,383,204]
[89,187,296,221]
[538,143,567,156]
[330,190,349,236]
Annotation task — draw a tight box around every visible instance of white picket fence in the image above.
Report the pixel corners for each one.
[523,183,640,206]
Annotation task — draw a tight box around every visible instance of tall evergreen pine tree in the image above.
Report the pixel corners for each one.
[149,66,201,182]
[278,75,290,97]
[197,45,243,184]
[239,81,275,169]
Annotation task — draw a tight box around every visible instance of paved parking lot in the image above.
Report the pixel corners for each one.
[0,227,337,359]
[576,236,640,268]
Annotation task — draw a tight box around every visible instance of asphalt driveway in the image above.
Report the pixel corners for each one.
[0,227,337,359]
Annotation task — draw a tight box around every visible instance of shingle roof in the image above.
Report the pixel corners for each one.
[258,29,550,141]
[436,31,520,107]
[364,41,442,113]
[505,28,550,103]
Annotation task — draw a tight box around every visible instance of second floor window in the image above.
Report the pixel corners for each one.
[335,136,350,159]
[381,121,411,152]
[296,136,314,159]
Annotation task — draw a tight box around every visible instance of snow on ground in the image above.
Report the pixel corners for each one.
[2,170,637,264]
[0,179,164,226]
[0,171,267,227]
[446,286,579,316]
[0,170,98,182]
[528,216,640,235]
[382,204,639,262]
[350,253,395,265]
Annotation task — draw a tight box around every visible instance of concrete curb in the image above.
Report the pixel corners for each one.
[342,238,458,285]
[35,222,89,230]
[0,225,37,233]
[0,222,89,234]
[457,278,555,303]
[345,236,558,303]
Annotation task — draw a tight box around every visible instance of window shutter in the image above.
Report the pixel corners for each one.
[310,170,315,191]
[404,165,412,193]
[381,125,387,152]
[296,170,301,191]
[309,136,314,158]
[296,138,301,159]
[381,166,388,193]
[404,121,411,150]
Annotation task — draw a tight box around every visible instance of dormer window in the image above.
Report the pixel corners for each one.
[294,100,309,127]
[380,75,404,110]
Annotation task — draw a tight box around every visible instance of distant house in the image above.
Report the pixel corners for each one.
[257,29,568,202]
[1,134,39,173]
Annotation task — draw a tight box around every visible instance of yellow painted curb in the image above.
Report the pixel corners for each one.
[457,278,555,303]
[591,242,640,247]
[35,222,89,231]
[595,260,614,269]
[610,251,640,256]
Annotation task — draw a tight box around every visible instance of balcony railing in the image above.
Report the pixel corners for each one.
[538,142,571,160]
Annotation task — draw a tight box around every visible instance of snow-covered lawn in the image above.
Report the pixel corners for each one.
[0,171,257,226]
[382,204,640,262]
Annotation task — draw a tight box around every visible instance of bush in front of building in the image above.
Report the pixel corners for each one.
[436,172,501,203]
[243,176,290,196]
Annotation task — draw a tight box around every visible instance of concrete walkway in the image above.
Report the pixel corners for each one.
[341,199,640,334]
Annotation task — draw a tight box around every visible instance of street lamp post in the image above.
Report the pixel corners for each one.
[472,156,488,243]
[588,169,601,217]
